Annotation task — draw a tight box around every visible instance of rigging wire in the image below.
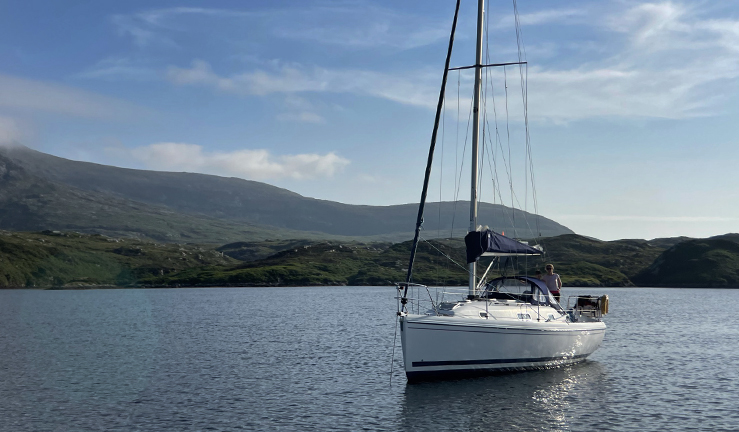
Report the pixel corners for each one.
[449,81,475,238]
[513,0,541,240]
[512,0,543,270]
[421,236,470,275]
[454,71,460,219]
[423,0,543,279]
[503,65,516,238]
[439,96,445,241]
[437,96,446,285]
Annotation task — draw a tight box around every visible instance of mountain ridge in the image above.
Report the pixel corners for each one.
[0,145,573,242]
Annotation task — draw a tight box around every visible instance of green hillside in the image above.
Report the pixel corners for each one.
[632,235,739,287]
[145,235,672,287]
[0,230,237,288]
[2,230,736,288]
[535,235,666,286]
[146,240,470,287]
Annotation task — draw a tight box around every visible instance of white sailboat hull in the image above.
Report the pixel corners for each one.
[400,314,606,381]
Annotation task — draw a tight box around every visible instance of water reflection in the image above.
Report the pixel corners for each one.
[400,361,609,431]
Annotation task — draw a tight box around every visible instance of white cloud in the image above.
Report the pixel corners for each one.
[0,73,145,120]
[125,142,350,180]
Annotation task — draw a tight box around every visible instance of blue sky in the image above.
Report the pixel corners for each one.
[1,0,738,240]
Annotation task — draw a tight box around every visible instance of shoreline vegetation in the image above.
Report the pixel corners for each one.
[2,230,739,289]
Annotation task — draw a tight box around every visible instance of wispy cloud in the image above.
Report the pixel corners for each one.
[276,112,324,124]
[110,1,739,123]
[0,73,145,119]
[494,8,588,28]
[525,1,739,121]
[76,57,158,81]
[121,142,350,180]
[268,3,448,49]
[277,95,326,123]
[111,3,447,51]
[111,14,178,48]
[167,59,438,108]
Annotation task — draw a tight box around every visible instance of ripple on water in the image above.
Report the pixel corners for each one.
[0,287,738,431]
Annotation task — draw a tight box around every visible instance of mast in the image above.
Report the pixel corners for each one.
[468,0,485,298]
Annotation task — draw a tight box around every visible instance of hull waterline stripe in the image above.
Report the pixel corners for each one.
[407,322,605,335]
[412,353,589,367]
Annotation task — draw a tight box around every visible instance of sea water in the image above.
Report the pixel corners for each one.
[0,287,737,431]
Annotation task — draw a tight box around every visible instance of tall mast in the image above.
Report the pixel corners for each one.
[469,0,485,298]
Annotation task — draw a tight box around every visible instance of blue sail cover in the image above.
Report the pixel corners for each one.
[465,229,542,263]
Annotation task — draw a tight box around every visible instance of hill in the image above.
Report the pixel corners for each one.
[0,151,350,244]
[535,235,666,286]
[0,145,573,242]
[632,234,739,287]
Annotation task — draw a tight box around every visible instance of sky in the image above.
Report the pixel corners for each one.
[1,0,739,241]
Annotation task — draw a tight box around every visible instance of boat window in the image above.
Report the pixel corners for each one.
[517,313,531,320]
[479,312,488,318]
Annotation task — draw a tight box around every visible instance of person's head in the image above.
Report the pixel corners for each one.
[545,264,554,274]
[535,270,542,278]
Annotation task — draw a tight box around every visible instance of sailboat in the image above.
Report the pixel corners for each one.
[396,0,607,381]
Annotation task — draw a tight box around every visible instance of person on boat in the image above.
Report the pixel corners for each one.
[542,264,562,302]
[535,270,542,280]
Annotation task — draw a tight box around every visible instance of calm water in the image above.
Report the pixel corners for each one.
[1,286,738,431]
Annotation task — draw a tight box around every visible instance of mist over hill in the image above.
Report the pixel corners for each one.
[0,146,573,242]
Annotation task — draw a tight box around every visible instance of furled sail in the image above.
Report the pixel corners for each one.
[465,229,542,263]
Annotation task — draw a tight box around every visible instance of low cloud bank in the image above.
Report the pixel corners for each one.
[126,142,350,180]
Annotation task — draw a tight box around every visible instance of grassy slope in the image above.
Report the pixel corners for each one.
[145,240,471,287]
[150,235,670,287]
[0,230,238,287]
[4,231,735,288]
